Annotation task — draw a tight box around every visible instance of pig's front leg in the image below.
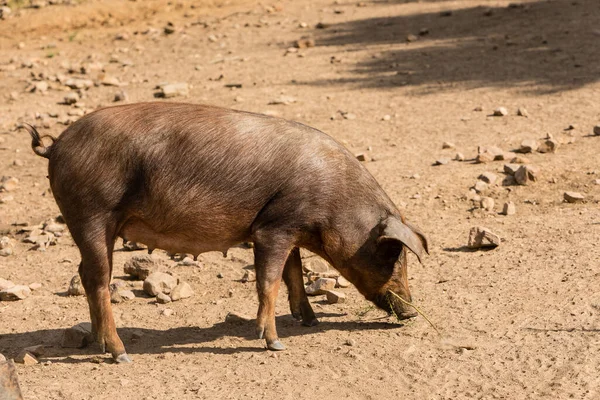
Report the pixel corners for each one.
[282,247,318,326]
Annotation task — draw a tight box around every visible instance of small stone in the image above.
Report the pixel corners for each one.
[0,247,12,257]
[480,197,495,211]
[119,290,135,301]
[342,112,356,120]
[225,312,253,324]
[178,256,199,266]
[63,92,79,104]
[502,202,516,215]
[455,152,465,161]
[336,276,351,288]
[164,24,176,34]
[0,176,19,192]
[303,259,329,274]
[478,172,497,185]
[170,282,193,301]
[593,125,600,136]
[473,106,483,112]
[475,152,494,164]
[564,192,584,203]
[517,107,529,117]
[100,75,121,87]
[355,153,367,162]
[161,308,174,317]
[519,139,538,153]
[0,285,31,301]
[493,107,508,116]
[124,255,160,280]
[382,114,391,121]
[473,180,488,193]
[515,165,539,185]
[504,164,520,176]
[157,82,189,98]
[0,195,14,203]
[23,345,45,357]
[442,141,455,149]
[434,158,450,166]
[406,34,418,42]
[217,272,224,279]
[510,156,529,164]
[345,338,356,346]
[14,351,38,365]
[467,227,500,249]
[28,282,42,291]
[241,270,256,283]
[156,292,171,304]
[68,275,85,296]
[294,38,315,48]
[305,277,336,296]
[537,139,559,153]
[143,272,178,296]
[0,278,15,290]
[594,179,600,185]
[61,322,92,348]
[325,290,346,304]
[113,90,128,102]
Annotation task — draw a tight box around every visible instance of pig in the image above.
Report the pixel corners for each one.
[25,102,428,363]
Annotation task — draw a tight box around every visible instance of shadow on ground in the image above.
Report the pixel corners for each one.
[308,0,600,93]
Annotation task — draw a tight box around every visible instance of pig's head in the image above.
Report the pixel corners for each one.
[336,216,428,320]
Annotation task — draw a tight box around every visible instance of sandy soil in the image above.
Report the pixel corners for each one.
[1,0,599,398]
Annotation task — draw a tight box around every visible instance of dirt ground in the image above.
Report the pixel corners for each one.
[1,0,599,398]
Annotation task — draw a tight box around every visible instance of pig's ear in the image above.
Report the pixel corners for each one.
[378,217,429,263]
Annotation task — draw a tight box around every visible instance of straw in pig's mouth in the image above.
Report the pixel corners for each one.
[386,290,441,335]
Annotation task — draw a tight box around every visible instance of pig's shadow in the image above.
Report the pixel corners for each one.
[0,313,406,363]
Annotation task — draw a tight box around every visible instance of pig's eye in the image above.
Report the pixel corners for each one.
[377,239,403,265]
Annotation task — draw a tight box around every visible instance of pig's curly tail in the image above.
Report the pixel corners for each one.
[22,123,56,159]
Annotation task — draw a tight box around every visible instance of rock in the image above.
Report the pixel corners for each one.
[355,153,366,162]
[268,95,297,105]
[161,308,174,317]
[594,179,600,185]
[23,345,45,357]
[64,78,93,89]
[0,360,24,400]
[14,351,37,366]
[164,23,176,34]
[442,142,455,149]
[493,107,508,116]
[0,176,19,192]
[109,283,128,303]
[61,322,92,348]
[0,237,12,257]
[467,227,501,249]
[178,257,199,267]
[305,277,336,296]
[475,152,494,164]
[480,146,505,161]
[63,92,79,104]
[478,172,497,185]
[473,180,488,193]
[382,115,391,121]
[225,312,253,324]
[537,139,559,153]
[455,152,465,161]
[241,270,256,283]
[515,165,539,185]
[0,278,15,291]
[114,90,128,102]
[510,156,529,164]
[502,202,516,215]
[67,275,85,296]
[0,247,12,257]
[344,338,356,346]
[593,125,600,136]
[406,34,418,42]
[303,258,330,274]
[434,158,450,166]
[28,282,42,291]
[0,285,31,301]
[325,290,346,304]
[0,195,14,203]
[517,107,529,117]
[336,276,351,288]
[43,223,64,234]
[519,139,538,153]
[294,38,315,48]
[170,282,193,301]
[156,292,171,304]
[124,255,160,280]
[30,81,48,93]
[143,272,177,296]
[480,197,494,211]
[119,289,135,301]
[100,75,121,87]
[157,83,189,98]
[564,192,584,203]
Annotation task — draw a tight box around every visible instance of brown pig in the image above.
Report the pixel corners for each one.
[25,102,428,363]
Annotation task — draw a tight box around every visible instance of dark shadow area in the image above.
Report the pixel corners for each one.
[307,0,600,93]
[0,313,404,363]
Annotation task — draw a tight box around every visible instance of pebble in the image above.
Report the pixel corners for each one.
[455,152,465,161]
[510,156,529,164]
[355,153,366,162]
[225,312,253,324]
[504,164,521,176]
[336,276,351,288]
[61,322,92,348]
[0,176,19,192]
[178,256,199,266]
[63,92,79,105]
[0,195,14,203]
[67,275,85,296]
[156,292,171,304]
[143,272,178,296]
[119,289,135,301]
[517,107,529,117]
[23,345,45,357]
[28,282,42,291]
[294,38,315,48]
[268,96,297,105]
[157,82,189,98]
[305,278,336,296]
[344,339,356,347]
[114,90,128,102]
[467,227,501,249]
[382,114,391,121]
[493,107,508,116]
[478,172,497,185]
[482,146,505,161]
[161,308,174,317]
[502,202,516,215]
[303,259,329,274]
[0,285,31,301]
[593,125,600,136]
[170,282,194,301]
[519,139,538,153]
[124,255,160,280]
[14,351,38,365]
[241,270,256,283]
[0,278,15,290]
[594,179,600,185]
[475,152,494,164]
[515,165,539,185]
[325,290,346,304]
[473,180,488,193]
[564,192,585,203]
[64,78,93,89]
[442,141,455,149]
[434,158,450,166]
[480,197,495,211]
[537,139,559,153]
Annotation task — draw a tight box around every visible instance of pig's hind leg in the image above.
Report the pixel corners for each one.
[282,248,318,327]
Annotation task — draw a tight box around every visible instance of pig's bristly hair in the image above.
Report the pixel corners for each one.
[24,123,56,159]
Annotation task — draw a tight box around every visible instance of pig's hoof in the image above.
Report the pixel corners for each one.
[302,318,319,327]
[115,353,132,364]
[291,311,303,321]
[267,340,286,351]
[256,327,264,340]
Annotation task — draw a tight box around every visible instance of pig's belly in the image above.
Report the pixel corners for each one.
[118,216,248,256]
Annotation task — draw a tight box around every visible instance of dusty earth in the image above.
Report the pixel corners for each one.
[1,0,600,398]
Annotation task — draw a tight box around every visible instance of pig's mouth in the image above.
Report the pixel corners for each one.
[371,291,417,320]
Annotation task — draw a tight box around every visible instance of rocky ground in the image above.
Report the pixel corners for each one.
[1,0,599,399]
